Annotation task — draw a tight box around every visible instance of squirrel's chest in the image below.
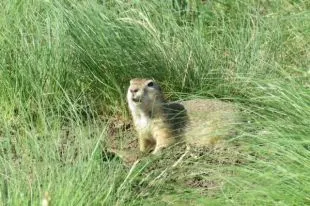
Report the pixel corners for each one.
[135,115,150,129]
[134,115,164,132]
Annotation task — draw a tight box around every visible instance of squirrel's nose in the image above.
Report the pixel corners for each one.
[130,88,139,93]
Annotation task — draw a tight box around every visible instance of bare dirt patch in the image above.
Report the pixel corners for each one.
[104,115,246,201]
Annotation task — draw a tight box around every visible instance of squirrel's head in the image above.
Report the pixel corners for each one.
[127,78,164,109]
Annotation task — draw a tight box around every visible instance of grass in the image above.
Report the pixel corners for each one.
[0,0,309,205]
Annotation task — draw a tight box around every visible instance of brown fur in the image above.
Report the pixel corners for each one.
[127,78,239,154]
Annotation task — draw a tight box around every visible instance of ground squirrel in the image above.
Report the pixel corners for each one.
[127,78,239,154]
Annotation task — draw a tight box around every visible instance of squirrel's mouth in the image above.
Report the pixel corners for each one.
[132,98,142,103]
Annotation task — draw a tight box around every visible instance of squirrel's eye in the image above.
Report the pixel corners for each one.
[147,81,154,87]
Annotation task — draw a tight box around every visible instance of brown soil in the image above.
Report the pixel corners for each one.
[104,114,246,198]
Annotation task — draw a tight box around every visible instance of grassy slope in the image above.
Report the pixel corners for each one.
[0,0,309,205]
